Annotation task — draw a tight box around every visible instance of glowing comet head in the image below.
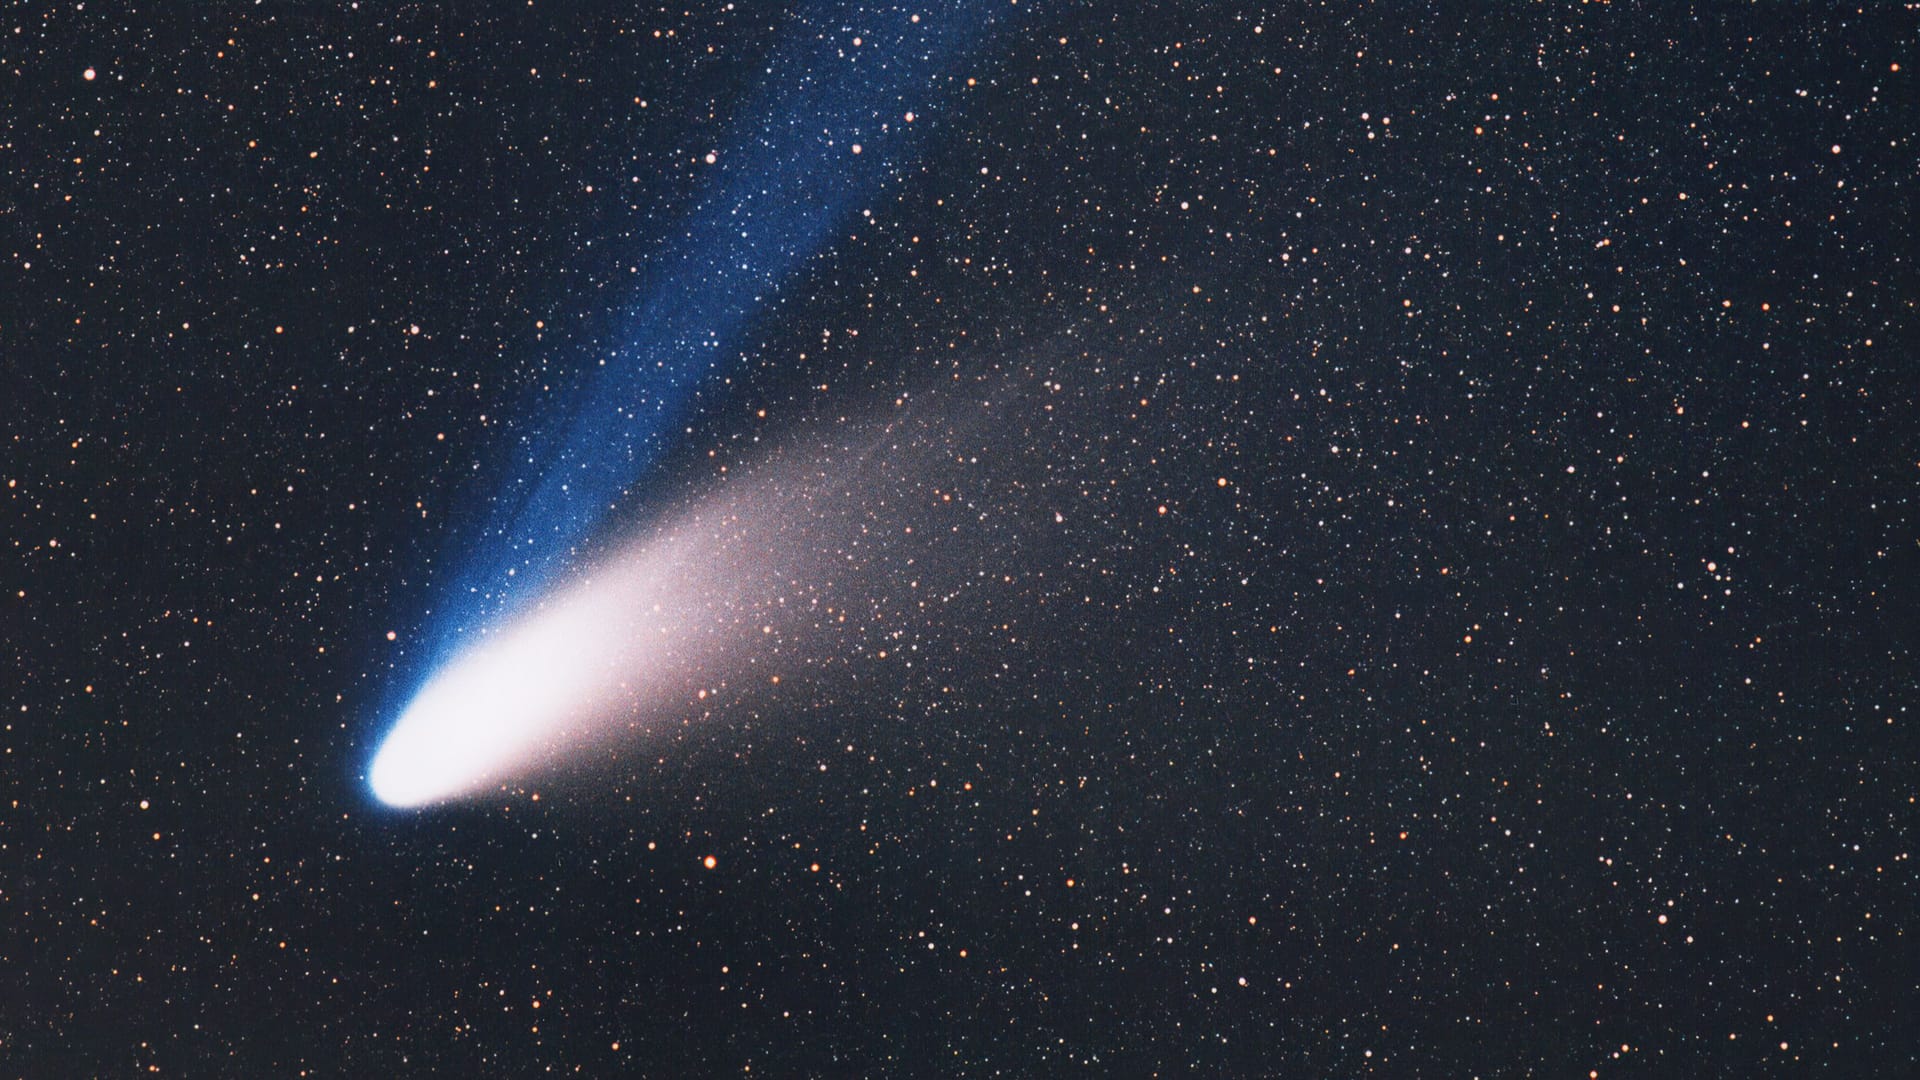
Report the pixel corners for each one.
[367,499,741,808]
[368,618,583,803]
[369,608,609,807]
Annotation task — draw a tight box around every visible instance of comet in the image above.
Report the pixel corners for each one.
[367,386,1048,807]
[368,1,1027,805]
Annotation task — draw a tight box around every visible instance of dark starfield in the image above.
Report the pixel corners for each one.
[4,2,1916,1076]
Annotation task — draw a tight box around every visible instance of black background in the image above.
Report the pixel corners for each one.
[3,2,1915,1075]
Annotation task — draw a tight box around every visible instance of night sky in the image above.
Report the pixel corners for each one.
[4,2,1917,1076]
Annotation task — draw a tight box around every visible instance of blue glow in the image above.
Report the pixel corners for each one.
[446,0,1009,623]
